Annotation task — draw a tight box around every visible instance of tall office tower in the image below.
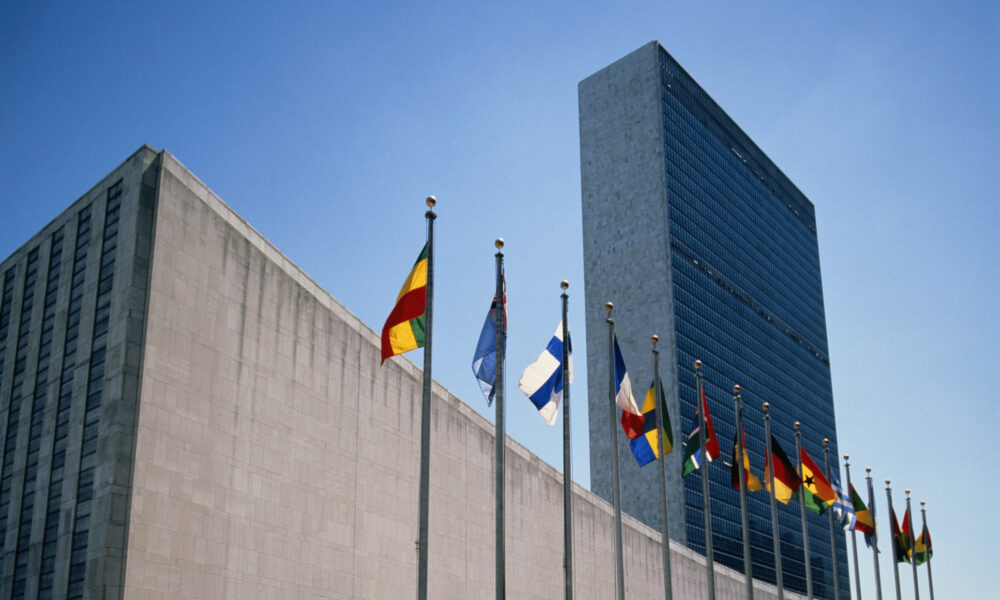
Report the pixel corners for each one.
[580,42,847,598]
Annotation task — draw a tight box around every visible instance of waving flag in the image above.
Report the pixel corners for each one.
[623,382,673,467]
[830,469,856,530]
[381,244,428,363]
[850,483,874,538]
[682,386,720,476]
[612,334,639,415]
[471,278,506,405]
[519,321,572,425]
[730,425,763,491]
[799,447,837,515]
[765,435,800,503]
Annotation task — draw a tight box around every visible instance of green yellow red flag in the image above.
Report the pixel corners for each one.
[381,244,428,363]
[799,447,837,514]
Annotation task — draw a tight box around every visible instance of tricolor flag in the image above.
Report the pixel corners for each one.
[519,321,572,425]
[850,483,875,540]
[612,334,639,416]
[381,243,428,363]
[901,508,915,560]
[681,386,720,476]
[913,523,932,565]
[622,382,673,467]
[765,435,800,504]
[890,505,910,564]
[730,425,763,492]
[799,447,838,515]
[471,276,506,405]
[830,469,856,530]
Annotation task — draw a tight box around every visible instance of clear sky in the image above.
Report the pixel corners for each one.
[2,1,997,598]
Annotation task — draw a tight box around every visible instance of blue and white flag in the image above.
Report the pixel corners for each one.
[831,469,856,531]
[519,321,572,425]
[472,289,505,405]
[612,334,640,416]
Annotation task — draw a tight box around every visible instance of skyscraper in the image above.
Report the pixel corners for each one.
[580,42,848,598]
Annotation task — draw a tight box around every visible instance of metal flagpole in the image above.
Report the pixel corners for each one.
[416,196,436,600]
[823,440,841,600]
[605,302,626,600]
[694,360,716,600]
[905,491,919,600]
[733,385,753,600]
[652,336,673,600]
[561,281,573,600]
[494,239,506,600]
[865,469,883,600]
[763,403,785,600]
[885,481,902,600]
[844,457,862,600]
[920,501,934,600]
[793,423,814,600]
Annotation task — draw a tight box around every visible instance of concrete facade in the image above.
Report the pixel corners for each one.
[1,146,805,599]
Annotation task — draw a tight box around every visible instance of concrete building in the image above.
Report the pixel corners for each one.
[580,42,848,599]
[0,146,807,599]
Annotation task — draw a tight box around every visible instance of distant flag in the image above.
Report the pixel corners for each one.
[890,505,910,564]
[799,447,838,515]
[764,435,800,503]
[913,522,932,565]
[730,425,763,492]
[622,382,673,467]
[612,334,640,416]
[830,469,856,530]
[901,507,915,561]
[381,243,428,363]
[850,483,875,540]
[471,276,506,405]
[518,321,572,425]
[681,386,720,476]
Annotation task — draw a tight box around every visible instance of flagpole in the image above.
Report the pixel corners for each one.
[694,360,716,600]
[793,423,814,600]
[865,469,883,600]
[733,385,753,600]
[885,481,902,600]
[653,336,673,600]
[494,239,506,600]
[844,457,862,600]
[605,302,626,600]
[561,280,573,600]
[905,491,919,600]
[822,440,842,600]
[920,501,934,600]
[416,196,436,600]
[763,403,785,600]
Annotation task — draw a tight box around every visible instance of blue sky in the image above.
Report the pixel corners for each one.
[2,1,997,598]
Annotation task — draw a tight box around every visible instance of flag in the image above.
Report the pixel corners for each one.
[518,321,572,425]
[799,447,837,515]
[890,505,910,564]
[471,277,506,405]
[830,469,856,530]
[612,334,640,416]
[682,386,721,476]
[623,382,673,467]
[381,243,428,363]
[765,435,800,503]
[901,508,915,560]
[730,425,763,492]
[913,523,932,565]
[850,483,875,539]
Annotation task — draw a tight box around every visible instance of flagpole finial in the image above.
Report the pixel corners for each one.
[694,359,702,370]
[905,489,911,496]
[561,280,569,290]
[426,195,436,208]
[794,421,800,430]
[733,384,740,394]
[844,454,849,461]
[495,238,504,249]
[763,401,769,412]
[605,301,613,312]
[823,438,829,447]
[866,467,871,473]
[651,334,658,344]
[885,479,891,486]
[920,500,925,507]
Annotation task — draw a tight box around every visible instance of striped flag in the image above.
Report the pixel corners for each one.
[799,447,837,515]
[830,469,856,530]
[612,334,639,415]
[381,244,429,363]
[622,382,673,467]
[519,321,571,425]
[765,435,800,503]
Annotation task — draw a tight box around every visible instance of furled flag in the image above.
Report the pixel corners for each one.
[622,382,673,467]
[381,243,428,363]
[889,505,910,564]
[612,334,640,416]
[518,321,572,425]
[850,483,875,540]
[913,522,932,565]
[471,276,506,405]
[830,469,856,531]
[799,447,838,515]
[730,425,763,491]
[901,508,915,561]
[681,386,721,476]
[765,435,800,504]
